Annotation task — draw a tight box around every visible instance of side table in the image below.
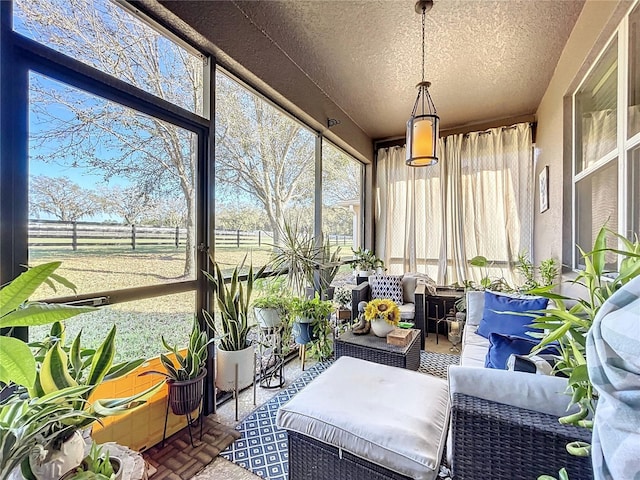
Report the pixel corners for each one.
[334,329,421,370]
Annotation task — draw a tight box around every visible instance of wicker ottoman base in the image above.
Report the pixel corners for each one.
[288,430,412,480]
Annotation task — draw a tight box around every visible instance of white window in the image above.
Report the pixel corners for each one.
[572,2,640,269]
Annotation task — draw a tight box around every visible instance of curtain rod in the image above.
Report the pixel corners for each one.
[463,122,533,137]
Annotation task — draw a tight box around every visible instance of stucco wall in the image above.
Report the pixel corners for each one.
[533,0,628,265]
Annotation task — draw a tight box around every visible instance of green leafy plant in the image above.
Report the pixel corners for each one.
[291,294,334,360]
[539,467,570,480]
[351,247,384,272]
[291,294,333,322]
[204,258,266,351]
[75,443,118,480]
[252,294,291,312]
[143,317,214,381]
[0,385,94,480]
[26,321,163,446]
[333,287,352,309]
[515,251,559,292]
[529,227,640,458]
[0,262,94,389]
[269,220,320,297]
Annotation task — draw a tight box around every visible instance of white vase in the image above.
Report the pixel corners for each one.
[370,318,395,337]
[216,345,254,392]
[30,430,86,480]
[254,307,282,329]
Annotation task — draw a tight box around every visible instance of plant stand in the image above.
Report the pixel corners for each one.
[162,369,206,448]
[256,325,285,389]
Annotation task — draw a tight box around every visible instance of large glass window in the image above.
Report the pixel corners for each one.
[214,70,316,271]
[575,38,618,173]
[628,3,640,139]
[572,3,640,268]
[4,0,207,359]
[28,73,197,293]
[321,141,363,282]
[13,0,205,116]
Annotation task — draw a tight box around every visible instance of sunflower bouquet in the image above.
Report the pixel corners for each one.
[364,298,400,326]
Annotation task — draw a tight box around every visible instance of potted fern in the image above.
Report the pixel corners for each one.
[204,259,265,392]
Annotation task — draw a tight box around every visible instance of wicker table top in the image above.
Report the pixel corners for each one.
[335,329,419,354]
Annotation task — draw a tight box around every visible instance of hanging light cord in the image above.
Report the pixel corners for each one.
[421,4,426,113]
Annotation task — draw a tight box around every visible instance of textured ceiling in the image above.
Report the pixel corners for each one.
[155,0,585,141]
[228,0,585,140]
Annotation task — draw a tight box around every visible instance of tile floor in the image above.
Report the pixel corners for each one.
[193,334,454,480]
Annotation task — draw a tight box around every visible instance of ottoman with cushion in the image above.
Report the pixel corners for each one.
[276,356,449,480]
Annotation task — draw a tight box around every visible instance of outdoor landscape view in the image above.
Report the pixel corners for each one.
[17,0,363,360]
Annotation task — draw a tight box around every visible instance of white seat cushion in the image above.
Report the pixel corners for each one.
[276,356,449,480]
[398,302,415,320]
[460,326,489,368]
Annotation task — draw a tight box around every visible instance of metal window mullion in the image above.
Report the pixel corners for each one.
[16,34,208,133]
[619,15,629,254]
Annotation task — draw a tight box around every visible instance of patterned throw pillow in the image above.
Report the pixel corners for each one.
[369,275,404,305]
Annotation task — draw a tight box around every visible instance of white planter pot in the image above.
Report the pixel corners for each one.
[357,270,374,278]
[30,430,86,480]
[216,345,254,392]
[254,307,282,329]
[370,318,395,338]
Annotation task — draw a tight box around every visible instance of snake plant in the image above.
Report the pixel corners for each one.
[142,317,214,381]
[204,259,265,351]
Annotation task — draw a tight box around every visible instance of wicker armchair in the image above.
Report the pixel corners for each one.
[448,366,594,480]
[451,394,593,480]
[351,274,426,348]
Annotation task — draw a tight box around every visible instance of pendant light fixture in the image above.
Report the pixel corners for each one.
[406,0,439,167]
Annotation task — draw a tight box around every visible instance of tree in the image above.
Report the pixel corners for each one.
[20,0,202,276]
[215,73,316,246]
[97,185,155,225]
[29,175,100,221]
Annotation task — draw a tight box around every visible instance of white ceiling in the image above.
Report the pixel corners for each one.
[155,0,585,141]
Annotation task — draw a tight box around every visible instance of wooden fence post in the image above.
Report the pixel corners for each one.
[175,226,179,248]
[131,224,136,250]
[258,230,261,247]
[72,221,77,251]
[236,229,240,248]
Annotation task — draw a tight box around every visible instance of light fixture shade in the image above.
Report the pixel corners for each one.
[406,113,439,166]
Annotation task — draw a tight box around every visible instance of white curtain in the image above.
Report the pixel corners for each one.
[376,123,533,286]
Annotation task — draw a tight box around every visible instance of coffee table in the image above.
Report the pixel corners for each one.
[334,329,421,370]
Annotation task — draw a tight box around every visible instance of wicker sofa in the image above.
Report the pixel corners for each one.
[448,291,593,480]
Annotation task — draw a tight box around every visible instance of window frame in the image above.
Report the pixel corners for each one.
[570,0,640,269]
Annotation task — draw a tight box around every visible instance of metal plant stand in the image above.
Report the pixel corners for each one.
[256,325,285,389]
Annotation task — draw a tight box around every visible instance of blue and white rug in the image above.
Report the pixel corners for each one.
[220,351,459,480]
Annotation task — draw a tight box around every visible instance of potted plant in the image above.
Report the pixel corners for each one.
[62,443,122,480]
[363,298,400,337]
[351,247,384,278]
[252,294,290,329]
[530,227,640,465]
[204,259,265,392]
[334,286,352,320]
[0,263,162,480]
[270,220,343,300]
[290,294,333,346]
[0,386,93,480]
[142,317,213,416]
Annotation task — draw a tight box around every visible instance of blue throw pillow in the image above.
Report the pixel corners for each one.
[485,333,558,370]
[476,291,549,339]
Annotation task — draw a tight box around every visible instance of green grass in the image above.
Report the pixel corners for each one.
[27,243,354,362]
